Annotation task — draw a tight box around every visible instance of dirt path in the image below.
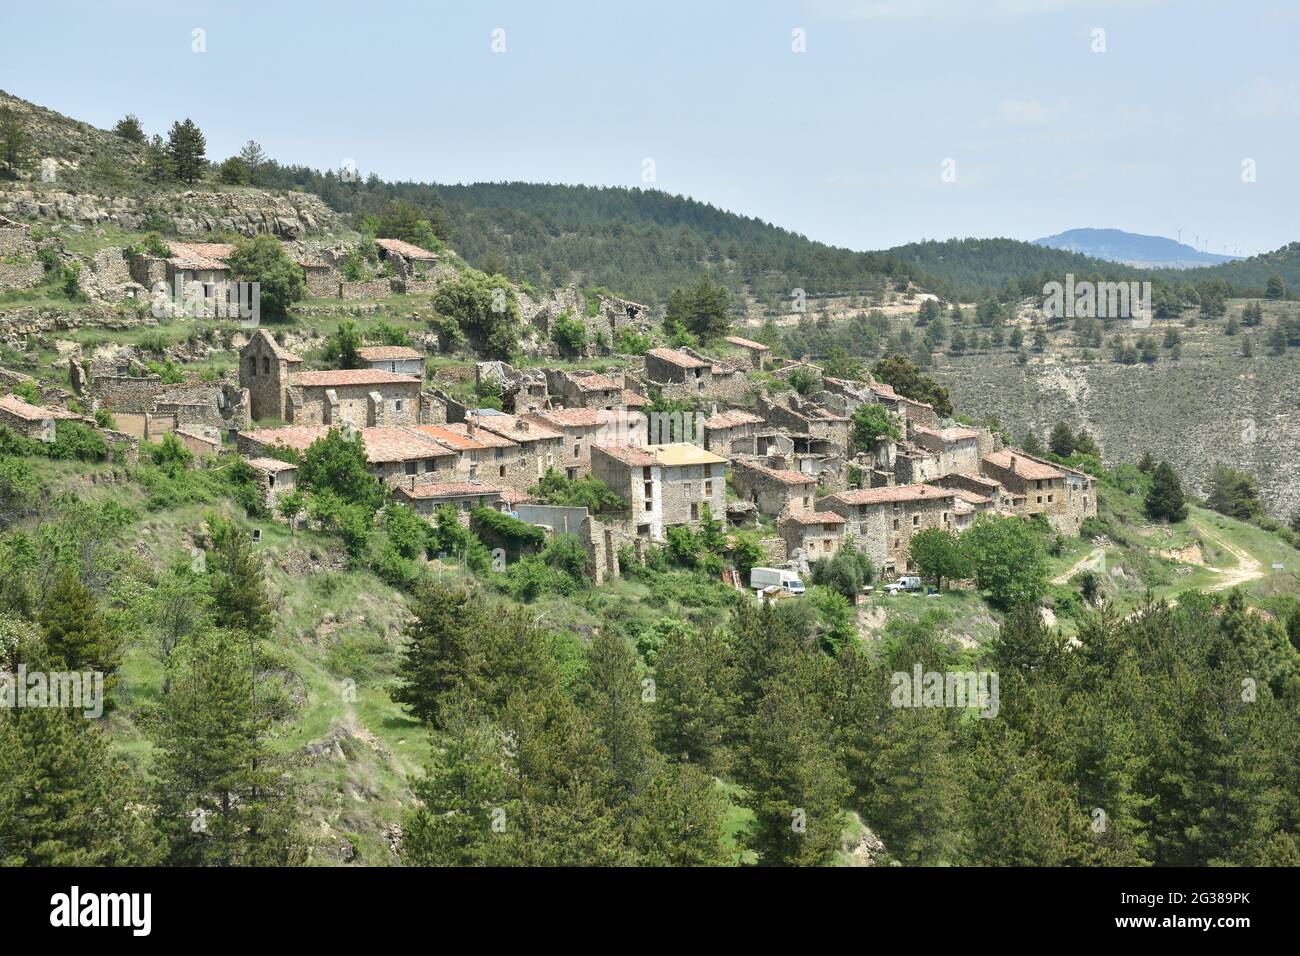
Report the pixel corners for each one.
[1195,521,1265,592]
[1051,547,1106,585]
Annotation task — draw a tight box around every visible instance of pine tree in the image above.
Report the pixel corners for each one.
[652,622,733,772]
[153,628,304,865]
[736,652,849,866]
[392,582,487,725]
[578,631,651,811]
[0,705,162,865]
[402,696,505,866]
[1145,461,1188,523]
[143,134,171,182]
[166,118,206,184]
[37,569,119,680]
[204,516,272,636]
[629,759,730,866]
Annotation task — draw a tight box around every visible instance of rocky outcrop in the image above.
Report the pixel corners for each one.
[0,187,342,239]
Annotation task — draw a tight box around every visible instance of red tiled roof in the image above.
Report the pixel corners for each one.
[293,369,421,387]
[915,424,981,442]
[646,347,709,370]
[568,372,621,392]
[0,393,56,421]
[396,481,507,499]
[705,409,765,430]
[735,459,817,487]
[620,389,649,408]
[826,483,954,506]
[471,413,563,443]
[356,345,424,362]
[593,442,657,467]
[166,241,236,271]
[441,422,518,449]
[949,488,992,505]
[786,511,846,525]
[412,424,486,451]
[374,238,439,260]
[982,450,1064,481]
[524,408,610,429]
[238,425,330,452]
[358,427,455,463]
[244,456,298,473]
[725,335,770,351]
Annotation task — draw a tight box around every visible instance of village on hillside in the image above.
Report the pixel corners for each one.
[0,223,1100,593]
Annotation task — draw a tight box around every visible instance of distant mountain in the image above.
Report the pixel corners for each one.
[1033,228,1240,269]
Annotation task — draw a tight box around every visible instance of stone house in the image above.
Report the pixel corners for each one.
[295,251,338,298]
[0,217,44,293]
[164,241,235,299]
[241,330,303,421]
[643,347,747,403]
[979,449,1096,533]
[781,511,846,564]
[894,423,989,484]
[592,442,728,540]
[522,407,645,480]
[467,412,565,489]
[758,392,851,452]
[245,457,298,514]
[541,369,625,410]
[357,345,425,378]
[869,381,938,428]
[729,456,819,518]
[374,238,439,285]
[910,424,987,476]
[237,423,457,486]
[393,481,514,517]
[819,483,958,574]
[0,392,62,441]
[283,369,423,428]
[432,420,539,491]
[703,408,766,457]
[724,335,770,370]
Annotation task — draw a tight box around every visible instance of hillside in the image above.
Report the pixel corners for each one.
[930,299,1300,519]
[1033,228,1239,269]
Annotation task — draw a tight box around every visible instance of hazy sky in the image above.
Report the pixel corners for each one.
[3,0,1297,253]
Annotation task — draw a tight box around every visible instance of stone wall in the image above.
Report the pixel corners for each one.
[339,280,394,300]
[89,373,166,413]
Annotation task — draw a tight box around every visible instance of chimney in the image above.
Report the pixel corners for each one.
[516,419,529,432]
[1009,454,1017,471]
[466,419,476,438]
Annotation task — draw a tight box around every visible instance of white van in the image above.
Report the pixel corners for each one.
[883,575,922,595]
[750,567,805,596]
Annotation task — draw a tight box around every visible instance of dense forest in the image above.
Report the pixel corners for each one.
[886,237,1300,303]
[252,167,924,306]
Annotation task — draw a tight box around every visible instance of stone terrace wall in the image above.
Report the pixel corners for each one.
[339,280,394,300]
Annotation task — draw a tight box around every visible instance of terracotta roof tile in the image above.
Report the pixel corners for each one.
[293,369,421,387]
[982,450,1065,481]
[825,483,954,506]
[725,335,770,351]
[374,238,439,260]
[646,347,709,370]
